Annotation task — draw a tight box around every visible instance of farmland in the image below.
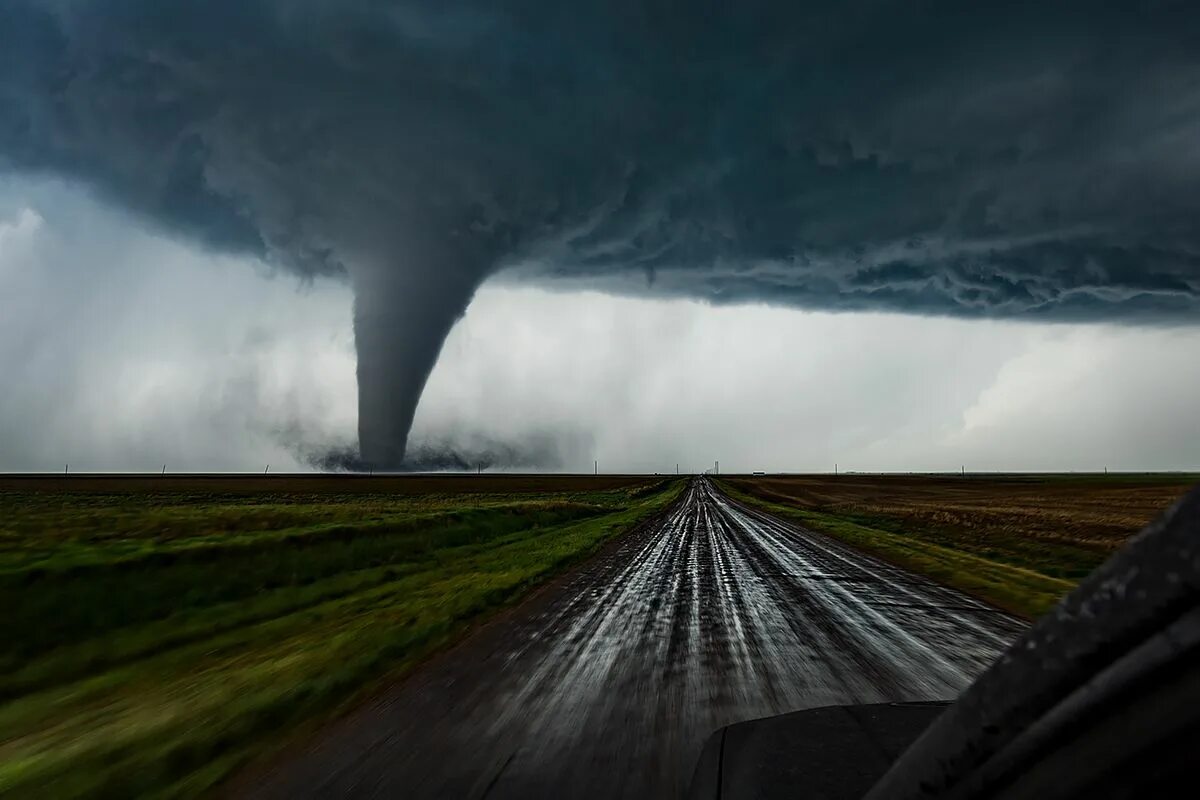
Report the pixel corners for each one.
[2,471,1194,798]
[0,475,681,799]
[720,473,1197,619]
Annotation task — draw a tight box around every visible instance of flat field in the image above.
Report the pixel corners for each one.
[0,474,681,799]
[721,473,1197,619]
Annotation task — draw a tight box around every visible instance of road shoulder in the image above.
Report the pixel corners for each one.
[716,481,1067,620]
[217,484,688,798]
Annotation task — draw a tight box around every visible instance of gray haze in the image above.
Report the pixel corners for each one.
[3,182,1198,473]
[3,2,1200,466]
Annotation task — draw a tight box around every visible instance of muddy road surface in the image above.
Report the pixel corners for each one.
[234,478,1024,799]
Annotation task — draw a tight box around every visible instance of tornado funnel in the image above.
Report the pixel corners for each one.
[351,262,481,470]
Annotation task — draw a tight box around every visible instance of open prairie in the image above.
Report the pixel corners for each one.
[2,473,1193,798]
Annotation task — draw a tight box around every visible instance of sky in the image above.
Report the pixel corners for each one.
[2,2,1199,471]
[2,177,1197,473]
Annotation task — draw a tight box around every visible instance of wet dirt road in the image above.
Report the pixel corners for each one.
[236,478,1024,799]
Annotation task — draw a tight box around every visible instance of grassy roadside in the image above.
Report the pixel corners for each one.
[0,479,683,799]
[717,480,1081,620]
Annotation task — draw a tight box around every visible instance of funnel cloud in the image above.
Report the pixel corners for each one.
[3,1,1200,466]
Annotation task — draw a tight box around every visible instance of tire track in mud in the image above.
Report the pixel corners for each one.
[234,478,1025,800]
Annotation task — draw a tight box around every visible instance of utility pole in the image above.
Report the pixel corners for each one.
[265,464,270,475]
[162,465,166,476]
[715,460,719,475]
[961,465,965,478]
[835,463,838,476]
[594,460,598,476]
[64,464,68,476]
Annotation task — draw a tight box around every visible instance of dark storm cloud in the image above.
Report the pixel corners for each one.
[3,0,1200,465]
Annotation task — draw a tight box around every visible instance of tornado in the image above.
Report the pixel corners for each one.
[349,251,486,470]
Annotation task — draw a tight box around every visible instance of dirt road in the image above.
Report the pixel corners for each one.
[234,478,1023,798]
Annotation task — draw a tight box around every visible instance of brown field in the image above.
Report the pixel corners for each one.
[0,473,655,496]
[720,473,1198,618]
[724,473,1194,552]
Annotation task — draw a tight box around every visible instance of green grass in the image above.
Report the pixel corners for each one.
[718,481,1074,620]
[0,480,682,799]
